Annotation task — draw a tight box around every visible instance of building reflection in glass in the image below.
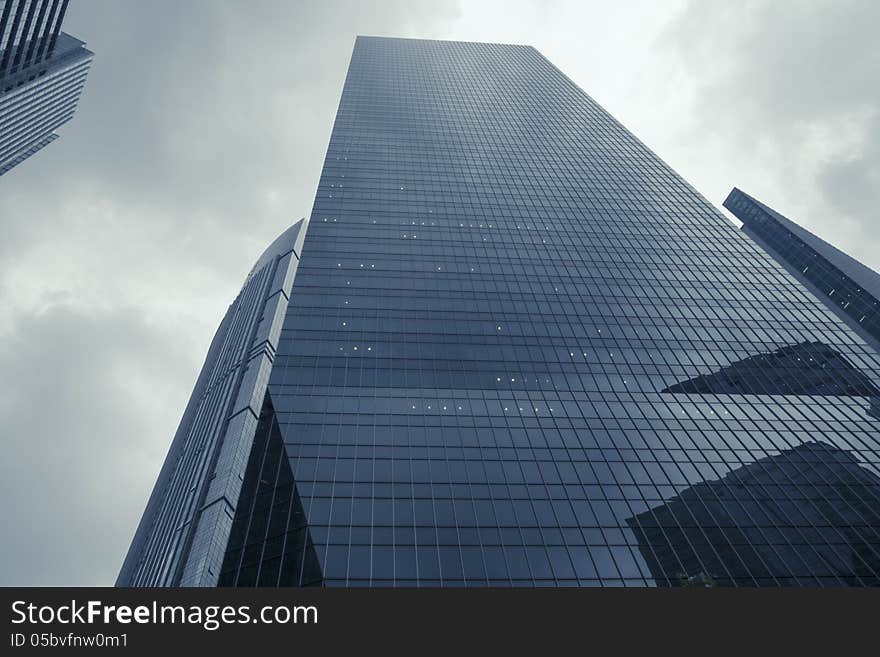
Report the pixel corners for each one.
[662,341,879,423]
[626,441,880,586]
[662,341,880,398]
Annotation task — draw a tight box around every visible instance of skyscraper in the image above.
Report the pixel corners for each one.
[0,0,93,176]
[725,187,880,352]
[119,37,880,588]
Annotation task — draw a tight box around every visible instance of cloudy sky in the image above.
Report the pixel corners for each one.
[1,0,877,586]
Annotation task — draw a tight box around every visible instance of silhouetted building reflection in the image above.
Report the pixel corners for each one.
[662,341,880,424]
[662,342,880,397]
[627,442,880,586]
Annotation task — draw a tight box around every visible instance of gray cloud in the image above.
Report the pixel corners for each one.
[657,0,880,269]
[0,303,192,585]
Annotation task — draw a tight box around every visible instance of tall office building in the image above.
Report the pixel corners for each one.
[119,37,880,588]
[725,187,880,352]
[0,0,93,176]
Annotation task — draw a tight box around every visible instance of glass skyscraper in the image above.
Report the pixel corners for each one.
[726,187,880,353]
[0,0,93,176]
[119,36,880,588]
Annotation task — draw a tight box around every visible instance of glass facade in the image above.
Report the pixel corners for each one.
[261,36,880,587]
[218,393,324,587]
[726,187,880,351]
[627,441,880,586]
[122,36,880,588]
[0,0,92,176]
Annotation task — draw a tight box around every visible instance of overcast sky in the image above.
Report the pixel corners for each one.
[1,0,877,586]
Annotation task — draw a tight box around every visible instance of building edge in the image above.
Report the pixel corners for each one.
[117,219,309,587]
